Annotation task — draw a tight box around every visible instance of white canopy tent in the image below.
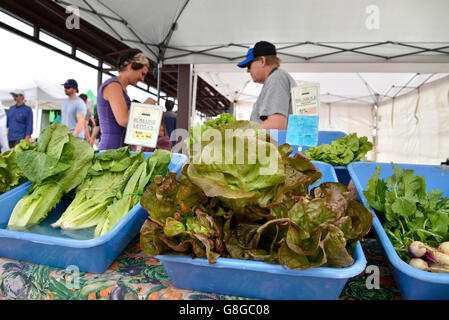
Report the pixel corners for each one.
[54,0,449,64]
[50,0,449,164]
[0,77,66,138]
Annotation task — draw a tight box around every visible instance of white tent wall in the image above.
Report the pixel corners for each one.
[376,75,449,165]
[235,101,253,121]
[0,78,66,138]
[319,102,376,161]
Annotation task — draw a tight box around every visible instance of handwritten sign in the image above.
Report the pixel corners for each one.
[287,83,320,147]
[124,102,163,148]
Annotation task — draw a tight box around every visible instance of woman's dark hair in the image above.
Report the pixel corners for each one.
[118,48,149,72]
[79,93,88,103]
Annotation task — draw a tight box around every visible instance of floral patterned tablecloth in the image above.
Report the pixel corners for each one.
[0,236,402,300]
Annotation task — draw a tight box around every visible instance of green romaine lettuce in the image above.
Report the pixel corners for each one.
[7,123,95,229]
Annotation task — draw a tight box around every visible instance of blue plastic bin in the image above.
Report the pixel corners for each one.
[301,131,349,185]
[268,130,351,185]
[0,181,31,201]
[334,166,351,185]
[157,161,367,300]
[0,152,187,274]
[301,130,347,153]
[347,161,449,300]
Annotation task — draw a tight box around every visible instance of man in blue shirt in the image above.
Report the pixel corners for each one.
[7,89,33,148]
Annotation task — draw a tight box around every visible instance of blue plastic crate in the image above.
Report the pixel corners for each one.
[334,166,351,185]
[347,161,449,300]
[268,130,351,185]
[0,152,187,274]
[301,131,349,185]
[157,161,367,300]
[0,181,31,201]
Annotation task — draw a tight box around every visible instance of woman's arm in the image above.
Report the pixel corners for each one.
[102,82,130,127]
[84,120,91,141]
[90,126,100,146]
[72,114,86,138]
[261,114,288,130]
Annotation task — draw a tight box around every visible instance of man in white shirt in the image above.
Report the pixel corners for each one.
[61,79,87,139]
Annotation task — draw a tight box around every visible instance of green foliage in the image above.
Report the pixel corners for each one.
[185,113,236,151]
[8,123,95,229]
[304,133,373,166]
[140,121,373,270]
[6,122,173,236]
[364,164,449,261]
[0,140,37,194]
[52,148,172,237]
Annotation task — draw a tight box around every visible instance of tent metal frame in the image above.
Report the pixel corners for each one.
[52,0,449,63]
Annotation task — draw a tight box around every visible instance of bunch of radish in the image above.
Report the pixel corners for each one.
[408,241,449,273]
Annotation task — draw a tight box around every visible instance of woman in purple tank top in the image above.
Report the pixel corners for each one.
[97,49,157,150]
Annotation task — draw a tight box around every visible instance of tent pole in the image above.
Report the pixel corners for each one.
[191,68,198,126]
[34,100,40,138]
[373,94,380,162]
[157,61,162,104]
[97,60,103,93]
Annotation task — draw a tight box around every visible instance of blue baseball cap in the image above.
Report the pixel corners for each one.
[62,79,79,93]
[237,41,277,68]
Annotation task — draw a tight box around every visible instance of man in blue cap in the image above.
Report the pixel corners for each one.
[61,79,87,139]
[238,41,296,130]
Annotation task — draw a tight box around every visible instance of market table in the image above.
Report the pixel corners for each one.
[0,234,402,300]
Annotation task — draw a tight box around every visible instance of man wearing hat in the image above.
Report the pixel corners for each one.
[61,79,87,139]
[6,89,33,148]
[238,41,297,130]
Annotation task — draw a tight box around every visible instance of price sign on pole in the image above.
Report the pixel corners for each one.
[286,83,320,147]
[124,102,163,149]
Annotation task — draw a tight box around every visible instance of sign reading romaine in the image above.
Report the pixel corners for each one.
[286,83,320,147]
[125,102,163,148]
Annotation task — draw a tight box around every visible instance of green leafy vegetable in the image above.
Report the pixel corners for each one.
[364,164,449,261]
[94,149,172,237]
[140,121,373,270]
[0,140,37,194]
[8,123,95,230]
[185,112,236,151]
[52,149,144,230]
[51,147,172,238]
[304,133,373,166]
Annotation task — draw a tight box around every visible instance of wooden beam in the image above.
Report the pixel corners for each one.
[177,64,192,131]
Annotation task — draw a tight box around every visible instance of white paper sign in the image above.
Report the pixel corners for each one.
[287,83,320,147]
[291,83,320,116]
[124,102,163,148]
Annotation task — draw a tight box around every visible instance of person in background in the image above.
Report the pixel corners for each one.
[97,48,156,150]
[89,111,101,147]
[61,79,87,139]
[237,41,297,130]
[129,121,172,153]
[6,89,33,148]
[163,99,177,145]
[79,93,92,142]
[0,101,10,153]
